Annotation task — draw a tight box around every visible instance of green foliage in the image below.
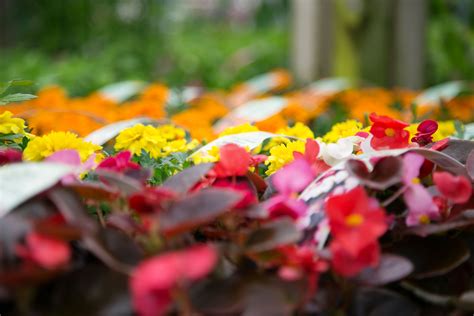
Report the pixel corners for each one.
[0,79,36,105]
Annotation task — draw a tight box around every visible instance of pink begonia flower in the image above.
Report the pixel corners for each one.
[433,172,472,204]
[272,158,315,195]
[97,150,140,172]
[130,245,217,316]
[265,158,315,220]
[402,153,439,226]
[46,149,95,184]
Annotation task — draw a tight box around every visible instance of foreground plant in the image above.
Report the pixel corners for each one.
[0,108,474,316]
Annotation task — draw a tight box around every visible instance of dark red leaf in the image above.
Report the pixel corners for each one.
[355,254,413,286]
[244,218,302,253]
[346,156,402,190]
[388,236,470,279]
[162,163,214,194]
[158,188,242,235]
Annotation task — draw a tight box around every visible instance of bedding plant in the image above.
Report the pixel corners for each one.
[0,76,474,315]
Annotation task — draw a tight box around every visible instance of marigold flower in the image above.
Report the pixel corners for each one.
[218,123,259,137]
[277,122,314,139]
[0,111,28,135]
[265,140,306,175]
[23,131,102,162]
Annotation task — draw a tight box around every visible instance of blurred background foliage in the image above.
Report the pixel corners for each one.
[0,0,472,96]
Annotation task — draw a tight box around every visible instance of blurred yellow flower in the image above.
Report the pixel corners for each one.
[190,146,220,164]
[322,119,363,143]
[115,123,196,159]
[115,124,165,158]
[277,122,314,139]
[0,111,27,135]
[23,131,102,162]
[433,121,456,141]
[265,140,306,175]
[218,123,259,137]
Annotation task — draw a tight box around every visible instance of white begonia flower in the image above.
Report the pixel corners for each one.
[320,136,362,166]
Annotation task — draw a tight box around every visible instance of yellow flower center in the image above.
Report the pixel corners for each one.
[345,214,364,227]
[411,177,421,185]
[385,128,395,137]
[419,214,430,225]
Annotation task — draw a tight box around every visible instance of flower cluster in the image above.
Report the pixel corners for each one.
[0,72,473,316]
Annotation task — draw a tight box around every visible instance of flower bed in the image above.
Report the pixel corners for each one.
[0,73,474,315]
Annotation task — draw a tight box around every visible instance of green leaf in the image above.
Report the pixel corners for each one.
[0,93,37,105]
[0,79,34,95]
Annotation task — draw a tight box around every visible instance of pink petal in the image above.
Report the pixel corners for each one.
[402,153,424,184]
[403,184,439,227]
[46,149,81,166]
[272,158,315,195]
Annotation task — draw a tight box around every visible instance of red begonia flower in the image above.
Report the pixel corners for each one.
[97,150,140,173]
[265,195,308,220]
[213,144,251,177]
[129,187,177,214]
[330,239,380,277]
[326,186,387,255]
[411,120,438,146]
[16,232,71,269]
[130,245,217,316]
[433,172,472,204]
[0,148,22,165]
[293,139,330,175]
[369,113,409,149]
[212,178,257,209]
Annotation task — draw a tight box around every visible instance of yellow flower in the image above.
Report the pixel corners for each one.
[276,122,314,139]
[190,145,220,164]
[115,124,198,159]
[115,124,166,158]
[322,120,363,143]
[155,124,186,141]
[0,111,27,135]
[265,140,306,175]
[405,123,418,140]
[23,131,102,162]
[218,123,259,137]
[162,138,200,156]
[433,121,456,141]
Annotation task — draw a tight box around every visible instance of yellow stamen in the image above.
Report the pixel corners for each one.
[346,214,364,227]
[385,128,395,137]
[419,214,430,225]
[411,177,420,185]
